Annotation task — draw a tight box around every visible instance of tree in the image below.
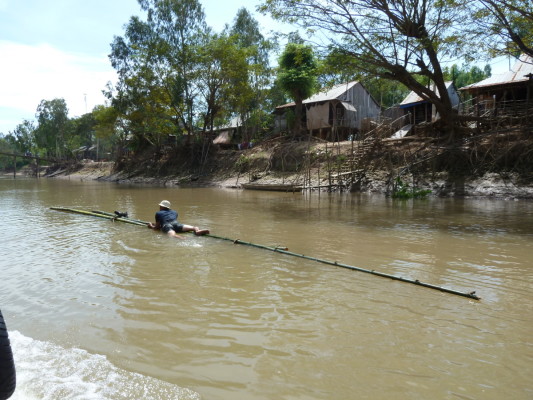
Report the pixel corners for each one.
[70,113,96,147]
[34,98,69,158]
[229,8,275,140]
[93,105,121,159]
[197,32,252,134]
[109,0,207,146]
[93,105,119,141]
[277,43,318,135]
[7,120,36,154]
[473,0,533,58]
[443,64,492,89]
[260,0,473,140]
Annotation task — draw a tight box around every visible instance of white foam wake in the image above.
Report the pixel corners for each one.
[9,331,201,400]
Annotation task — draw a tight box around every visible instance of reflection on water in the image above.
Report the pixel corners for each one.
[0,178,532,400]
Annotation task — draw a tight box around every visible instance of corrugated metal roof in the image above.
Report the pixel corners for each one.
[304,81,358,103]
[460,54,533,91]
[400,81,455,106]
[213,131,231,145]
[276,81,359,109]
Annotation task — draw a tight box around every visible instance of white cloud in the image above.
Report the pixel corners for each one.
[0,40,117,134]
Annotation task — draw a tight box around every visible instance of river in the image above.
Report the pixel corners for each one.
[0,177,532,400]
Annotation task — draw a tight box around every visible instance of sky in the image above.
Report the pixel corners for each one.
[0,0,513,136]
[0,0,282,135]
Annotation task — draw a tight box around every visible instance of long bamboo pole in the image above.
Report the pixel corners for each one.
[50,207,147,226]
[207,235,480,300]
[50,207,480,300]
[91,210,148,225]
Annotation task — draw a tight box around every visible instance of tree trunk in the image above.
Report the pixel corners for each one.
[294,97,304,136]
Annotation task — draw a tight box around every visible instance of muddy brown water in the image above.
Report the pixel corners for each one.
[1,177,532,400]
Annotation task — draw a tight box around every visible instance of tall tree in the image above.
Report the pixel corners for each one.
[70,113,96,148]
[260,0,471,140]
[229,8,275,140]
[197,31,252,134]
[92,105,121,158]
[109,0,207,147]
[34,98,69,158]
[277,43,318,135]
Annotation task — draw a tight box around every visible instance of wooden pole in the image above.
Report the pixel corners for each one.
[13,155,16,179]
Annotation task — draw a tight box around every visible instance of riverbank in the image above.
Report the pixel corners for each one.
[39,138,533,199]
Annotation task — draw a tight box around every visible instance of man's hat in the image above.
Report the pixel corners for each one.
[159,200,171,209]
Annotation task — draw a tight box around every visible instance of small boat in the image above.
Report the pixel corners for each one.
[241,183,302,192]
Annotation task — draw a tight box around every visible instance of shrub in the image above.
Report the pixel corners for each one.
[392,177,431,199]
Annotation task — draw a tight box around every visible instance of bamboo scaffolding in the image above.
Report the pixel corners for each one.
[50,207,480,300]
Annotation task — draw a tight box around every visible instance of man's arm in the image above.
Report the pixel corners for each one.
[148,217,161,230]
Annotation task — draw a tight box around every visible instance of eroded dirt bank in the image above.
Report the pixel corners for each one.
[39,138,533,199]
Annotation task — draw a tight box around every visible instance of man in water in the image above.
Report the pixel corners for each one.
[148,200,209,238]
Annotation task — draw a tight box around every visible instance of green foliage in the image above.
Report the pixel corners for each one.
[278,43,318,101]
[277,42,318,134]
[34,98,69,158]
[392,178,432,199]
[335,154,347,166]
[470,0,533,59]
[93,105,119,140]
[228,7,276,141]
[284,108,295,131]
[109,0,207,141]
[107,1,278,149]
[6,120,35,154]
[0,135,16,169]
[198,32,253,133]
[69,113,96,148]
[443,64,492,88]
[235,154,251,172]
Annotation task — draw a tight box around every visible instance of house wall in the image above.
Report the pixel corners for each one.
[306,103,330,130]
[341,83,381,129]
[448,85,460,108]
[274,113,288,132]
[304,83,380,130]
[403,103,432,124]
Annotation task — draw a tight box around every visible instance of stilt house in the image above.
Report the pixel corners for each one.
[212,116,241,149]
[459,54,533,118]
[273,81,381,141]
[399,81,460,125]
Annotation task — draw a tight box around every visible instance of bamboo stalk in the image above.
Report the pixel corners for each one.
[211,236,480,300]
[50,207,147,226]
[50,207,480,300]
[91,210,149,225]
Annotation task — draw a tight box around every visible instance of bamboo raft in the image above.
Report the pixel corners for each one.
[50,207,481,300]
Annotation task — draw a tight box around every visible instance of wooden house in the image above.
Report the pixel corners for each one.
[459,54,533,117]
[273,81,381,141]
[212,116,241,149]
[399,81,460,125]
